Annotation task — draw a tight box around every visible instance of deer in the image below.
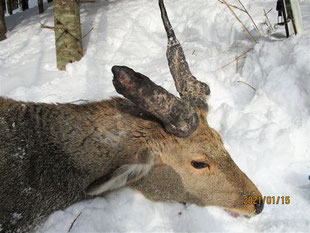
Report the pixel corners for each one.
[0,0,263,232]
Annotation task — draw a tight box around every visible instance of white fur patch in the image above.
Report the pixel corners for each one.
[87,160,153,196]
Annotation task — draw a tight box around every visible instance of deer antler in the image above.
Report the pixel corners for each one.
[159,0,210,108]
[112,66,198,138]
[111,0,210,137]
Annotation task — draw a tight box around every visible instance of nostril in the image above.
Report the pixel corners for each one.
[254,200,264,215]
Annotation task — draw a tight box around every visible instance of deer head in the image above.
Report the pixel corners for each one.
[87,0,263,217]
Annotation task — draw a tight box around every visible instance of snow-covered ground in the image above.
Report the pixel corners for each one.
[1,0,310,232]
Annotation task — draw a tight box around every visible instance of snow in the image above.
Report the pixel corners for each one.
[1,0,310,232]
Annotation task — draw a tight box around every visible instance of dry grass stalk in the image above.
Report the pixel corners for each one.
[236,58,239,73]
[68,212,83,233]
[237,80,256,91]
[219,0,257,43]
[263,8,274,32]
[82,27,94,38]
[216,48,253,72]
[218,0,246,13]
[218,0,262,40]
[236,0,262,37]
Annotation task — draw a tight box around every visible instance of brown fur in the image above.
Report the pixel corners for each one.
[0,96,262,232]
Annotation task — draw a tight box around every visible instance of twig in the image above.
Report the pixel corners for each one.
[68,212,82,233]
[220,0,257,43]
[236,58,239,73]
[236,0,262,37]
[39,22,65,31]
[218,0,246,13]
[263,8,274,32]
[266,8,273,15]
[237,80,256,91]
[41,21,82,43]
[82,27,94,38]
[216,48,253,71]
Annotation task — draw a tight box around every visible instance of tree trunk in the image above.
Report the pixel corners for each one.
[47,0,53,2]
[0,0,7,41]
[6,0,13,15]
[12,0,18,10]
[53,0,83,70]
[37,0,43,13]
[20,0,28,11]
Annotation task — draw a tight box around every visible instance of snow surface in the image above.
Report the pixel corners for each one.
[1,0,310,232]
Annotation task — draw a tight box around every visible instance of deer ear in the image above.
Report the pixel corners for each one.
[86,158,154,196]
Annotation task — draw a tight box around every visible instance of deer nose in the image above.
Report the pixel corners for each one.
[254,200,264,214]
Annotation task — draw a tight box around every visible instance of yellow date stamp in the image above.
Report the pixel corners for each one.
[243,196,290,205]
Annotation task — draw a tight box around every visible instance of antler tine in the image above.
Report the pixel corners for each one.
[112,66,198,138]
[159,0,210,108]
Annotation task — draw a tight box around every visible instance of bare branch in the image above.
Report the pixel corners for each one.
[159,0,210,109]
[112,66,199,138]
[40,21,82,44]
[39,22,65,30]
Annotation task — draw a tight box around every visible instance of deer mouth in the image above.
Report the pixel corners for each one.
[225,209,256,219]
[226,210,240,218]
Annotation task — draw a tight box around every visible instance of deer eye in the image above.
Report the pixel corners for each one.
[191,161,210,169]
